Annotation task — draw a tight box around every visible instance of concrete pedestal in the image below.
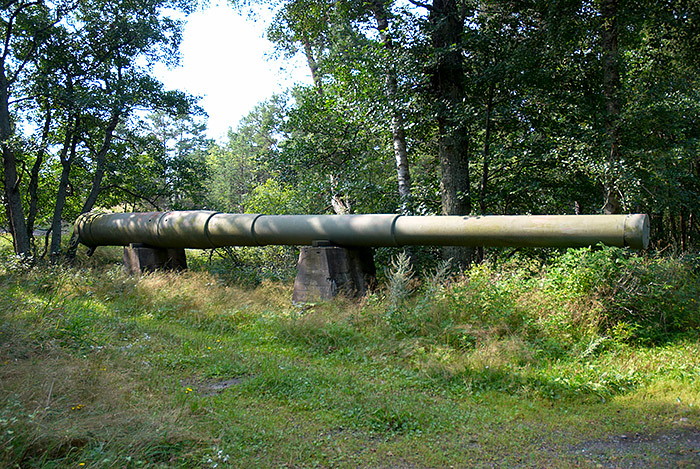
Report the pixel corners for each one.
[292,246,376,303]
[123,244,187,274]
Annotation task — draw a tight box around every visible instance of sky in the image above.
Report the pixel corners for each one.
[153,5,312,141]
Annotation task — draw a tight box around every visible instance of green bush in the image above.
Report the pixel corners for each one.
[188,245,298,285]
[543,246,700,344]
[381,247,700,357]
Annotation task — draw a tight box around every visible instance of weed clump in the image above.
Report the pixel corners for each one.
[374,247,700,398]
[188,245,298,285]
[542,246,700,344]
[382,247,699,349]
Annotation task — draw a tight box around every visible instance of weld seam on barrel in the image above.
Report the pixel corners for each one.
[78,215,92,247]
[79,214,88,246]
[155,212,170,243]
[88,214,96,247]
[89,213,101,247]
[82,214,92,247]
[203,212,221,249]
[79,213,87,246]
[250,214,264,246]
[391,215,401,247]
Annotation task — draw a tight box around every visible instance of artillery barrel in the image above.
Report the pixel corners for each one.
[75,212,649,250]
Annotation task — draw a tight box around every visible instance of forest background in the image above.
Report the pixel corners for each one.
[1,0,699,266]
[2,1,700,466]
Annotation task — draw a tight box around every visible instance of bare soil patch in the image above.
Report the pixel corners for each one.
[180,376,248,396]
[570,425,700,468]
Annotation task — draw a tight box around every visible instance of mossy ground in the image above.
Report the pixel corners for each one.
[1,244,698,467]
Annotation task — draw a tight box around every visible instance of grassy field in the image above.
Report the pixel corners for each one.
[1,244,699,467]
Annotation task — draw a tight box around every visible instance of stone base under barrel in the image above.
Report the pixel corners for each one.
[122,243,376,303]
[123,244,187,274]
[292,246,376,304]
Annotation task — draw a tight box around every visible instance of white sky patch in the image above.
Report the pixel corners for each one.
[154,5,311,141]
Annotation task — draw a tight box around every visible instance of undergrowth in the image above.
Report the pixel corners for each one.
[187,245,298,285]
[0,244,698,467]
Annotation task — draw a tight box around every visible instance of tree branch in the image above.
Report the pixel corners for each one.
[100,184,162,211]
[3,1,47,81]
[407,0,433,12]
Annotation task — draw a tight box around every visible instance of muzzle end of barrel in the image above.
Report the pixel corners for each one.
[624,214,650,250]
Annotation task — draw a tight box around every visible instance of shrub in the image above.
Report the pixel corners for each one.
[543,247,700,344]
[188,245,298,285]
[380,247,700,370]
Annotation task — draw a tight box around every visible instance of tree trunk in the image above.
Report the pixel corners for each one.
[77,110,119,212]
[49,118,79,262]
[479,83,495,215]
[49,159,72,261]
[0,71,30,256]
[428,0,472,268]
[476,83,495,263]
[301,34,323,95]
[65,110,120,261]
[369,0,412,214]
[680,206,688,251]
[669,209,678,246]
[27,107,52,250]
[601,0,622,214]
[690,210,696,248]
[391,113,411,212]
[329,174,351,214]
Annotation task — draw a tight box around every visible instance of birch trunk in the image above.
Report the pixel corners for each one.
[369,0,412,214]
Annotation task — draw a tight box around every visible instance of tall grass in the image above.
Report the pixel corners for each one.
[1,244,698,466]
[385,246,699,346]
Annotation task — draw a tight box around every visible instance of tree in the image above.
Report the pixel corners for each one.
[600,0,622,214]
[245,0,700,254]
[0,0,197,260]
[0,0,70,256]
[276,84,396,214]
[206,99,282,213]
[403,0,474,266]
[268,0,417,215]
[366,0,413,214]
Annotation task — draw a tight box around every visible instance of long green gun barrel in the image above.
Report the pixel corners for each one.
[75,211,649,250]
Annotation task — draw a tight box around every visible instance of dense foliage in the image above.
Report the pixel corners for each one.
[206,0,700,258]
[1,0,699,263]
[0,0,202,260]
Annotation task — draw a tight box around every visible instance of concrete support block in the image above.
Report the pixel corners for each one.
[292,246,376,303]
[123,243,187,274]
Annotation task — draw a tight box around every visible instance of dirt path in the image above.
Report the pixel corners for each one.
[570,425,700,468]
